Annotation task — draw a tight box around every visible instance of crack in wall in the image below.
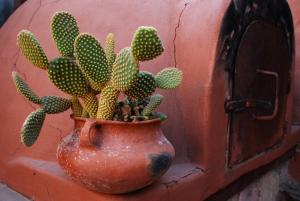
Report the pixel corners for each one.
[173,2,190,67]
[27,0,42,29]
[47,124,63,140]
[171,1,192,162]
[161,166,204,188]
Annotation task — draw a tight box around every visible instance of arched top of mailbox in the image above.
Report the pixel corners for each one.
[217,0,295,77]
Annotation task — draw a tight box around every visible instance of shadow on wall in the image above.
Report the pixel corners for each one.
[0,0,26,27]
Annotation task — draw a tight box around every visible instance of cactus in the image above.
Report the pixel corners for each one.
[12,71,42,104]
[105,33,116,68]
[74,33,111,85]
[81,109,90,118]
[111,47,139,91]
[41,96,72,114]
[48,57,89,96]
[51,11,79,57]
[125,71,156,99]
[88,78,104,94]
[70,96,83,117]
[81,93,98,118]
[151,112,167,121]
[131,26,164,61]
[17,30,49,70]
[14,10,184,146]
[155,67,183,89]
[97,85,119,120]
[21,109,46,146]
[142,94,163,116]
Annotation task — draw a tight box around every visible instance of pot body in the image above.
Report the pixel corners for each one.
[57,118,175,194]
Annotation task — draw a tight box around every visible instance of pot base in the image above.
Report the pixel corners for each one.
[57,119,175,194]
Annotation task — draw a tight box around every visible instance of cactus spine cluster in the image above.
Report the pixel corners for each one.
[14,11,183,146]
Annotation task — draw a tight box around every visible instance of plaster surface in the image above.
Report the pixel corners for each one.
[0,0,300,201]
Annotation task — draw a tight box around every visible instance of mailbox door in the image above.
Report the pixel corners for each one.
[228,20,290,167]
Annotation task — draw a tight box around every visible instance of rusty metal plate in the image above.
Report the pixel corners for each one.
[228,20,290,167]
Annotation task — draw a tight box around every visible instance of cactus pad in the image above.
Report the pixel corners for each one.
[131,26,164,61]
[155,67,183,89]
[74,33,110,85]
[48,57,89,96]
[82,93,98,118]
[12,71,42,105]
[105,33,116,68]
[142,94,164,116]
[71,96,83,117]
[41,96,72,114]
[51,11,80,57]
[88,78,104,94]
[17,30,49,70]
[81,109,90,118]
[125,71,156,99]
[111,47,139,91]
[21,109,46,146]
[97,85,119,120]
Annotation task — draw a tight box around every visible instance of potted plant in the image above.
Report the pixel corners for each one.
[12,11,183,194]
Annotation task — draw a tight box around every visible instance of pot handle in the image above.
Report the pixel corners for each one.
[79,119,98,147]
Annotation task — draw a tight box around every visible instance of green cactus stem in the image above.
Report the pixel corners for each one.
[155,67,183,89]
[51,11,79,57]
[142,94,164,116]
[88,78,104,94]
[70,96,83,117]
[17,30,49,70]
[48,57,89,97]
[105,33,116,68]
[41,96,72,114]
[151,111,167,121]
[81,93,98,118]
[21,109,46,147]
[81,109,90,118]
[111,47,139,91]
[131,26,164,61]
[74,33,110,85]
[125,71,156,99]
[97,85,119,120]
[12,71,42,105]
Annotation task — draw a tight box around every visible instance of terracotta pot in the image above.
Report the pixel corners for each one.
[57,117,175,194]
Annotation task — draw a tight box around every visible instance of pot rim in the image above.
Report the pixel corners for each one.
[70,114,162,125]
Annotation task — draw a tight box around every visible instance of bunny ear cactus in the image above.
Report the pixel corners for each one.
[97,85,119,120]
[48,57,98,117]
[17,30,49,70]
[111,47,139,91]
[105,33,116,68]
[155,67,183,89]
[125,71,156,99]
[48,57,89,96]
[142,94,164,116]
[70,96,83,117]
[131,26,164,61]
[21,109,46,146]
[12,71,42,105]
[51,11,79,57]
[81,93,98,118]
[14,10,184,146]
[74,33,111,85]
[41,96,72,114]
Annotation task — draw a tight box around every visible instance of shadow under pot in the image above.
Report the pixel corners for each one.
[56,118,175,194]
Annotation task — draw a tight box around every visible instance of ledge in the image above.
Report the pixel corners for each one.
[3,157,204,201]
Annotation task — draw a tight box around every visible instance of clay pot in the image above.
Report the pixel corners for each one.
[57,117,175,194]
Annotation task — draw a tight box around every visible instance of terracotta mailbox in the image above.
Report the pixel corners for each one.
[220,0,294,167]
[0,0,300,200]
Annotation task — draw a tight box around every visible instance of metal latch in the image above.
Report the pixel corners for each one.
[225,69,279,120]
[224,98,273,113]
